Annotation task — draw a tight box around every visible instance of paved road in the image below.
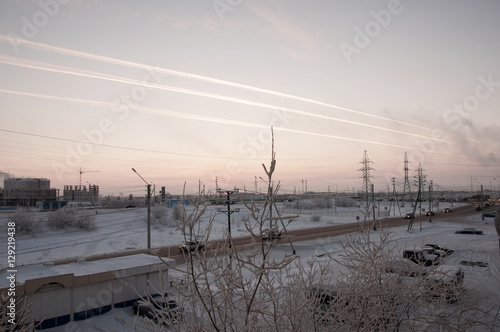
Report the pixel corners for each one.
[155,203,480,264]
[76,203,481,266]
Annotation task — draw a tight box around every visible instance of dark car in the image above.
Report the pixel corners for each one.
[133,296,183,324]
[403,213,415,220]
[443,208,452,213]
[455,228,483,235]
[482,211,496,218]
[424,211,435,216]
[179,240,205,252]
[262,227,282,240]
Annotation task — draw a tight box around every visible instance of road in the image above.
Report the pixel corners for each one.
[150,203,480,264]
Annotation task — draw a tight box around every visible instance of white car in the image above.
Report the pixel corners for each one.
[178,240,205,252]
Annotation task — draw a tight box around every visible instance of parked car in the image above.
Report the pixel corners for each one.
[262,227,282,240]
[443,208,452,213]
[403,248,440,266]
[455,228,483,235]
[133,295,183,323]
[384,258,428,277]
[425,265,464,303]
[424,244,454,256]
[482,211,496,218]
[403,213,415,219]
[424,211,435,216]
[179,240,205,252]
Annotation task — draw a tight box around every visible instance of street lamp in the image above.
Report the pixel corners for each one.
[132,168,151,250]
[474,178,484,202]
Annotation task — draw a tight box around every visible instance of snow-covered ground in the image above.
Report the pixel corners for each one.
[1,201,499,331]
[1,201,461,267]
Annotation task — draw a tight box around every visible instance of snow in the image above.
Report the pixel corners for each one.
[1,201,499,331]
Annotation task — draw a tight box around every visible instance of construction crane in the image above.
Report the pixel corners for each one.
[78,167,100,188]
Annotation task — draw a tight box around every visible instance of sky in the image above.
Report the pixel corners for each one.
[0,0,499,197]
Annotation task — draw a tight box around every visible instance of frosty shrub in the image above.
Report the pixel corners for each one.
[335,197,358,207]
[310,215,321,222]
[172,204,185,221]
[75,210,97,231]
[47,206,97,231]
[8,208,40,235]
[152,205,169,226]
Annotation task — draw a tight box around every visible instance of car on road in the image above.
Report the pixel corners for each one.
[133,295,183,324]
[262,227,282,240]
[178,240,205,252]
[443,208,452,213]
[455,227,483,235]
[424,211,435,216]
[403,213,415,219]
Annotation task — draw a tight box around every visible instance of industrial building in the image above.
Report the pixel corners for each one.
[62,184,99,204]
[2,178,58,206]
[0,254,174,330]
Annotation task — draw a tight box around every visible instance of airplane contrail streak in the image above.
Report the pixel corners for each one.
[0,34,435,132]
[0,54,456,145]
[0,88,416,150]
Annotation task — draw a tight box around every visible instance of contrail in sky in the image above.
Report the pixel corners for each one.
[0,54,456,145]
[0,88,416,150]
[0,34,433,132]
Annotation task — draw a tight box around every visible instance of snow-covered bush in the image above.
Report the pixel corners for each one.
[310,214,321,222]
[47,206,97,231]
[7,208,40,235]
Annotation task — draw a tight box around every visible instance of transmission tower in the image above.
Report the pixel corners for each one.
[358,150,375,226]
[389,177,401,216]
[358,150,375,201]
[402,152,411,206]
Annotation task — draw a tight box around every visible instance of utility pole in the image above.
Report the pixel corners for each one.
[428,180,433,218]
[371,184,377,230]
[132,168,152,250]
[217,188,240,267]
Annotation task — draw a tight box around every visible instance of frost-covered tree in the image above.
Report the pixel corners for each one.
[7,208,40,235]
[46,206,97,231]
[132,129,498,332]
